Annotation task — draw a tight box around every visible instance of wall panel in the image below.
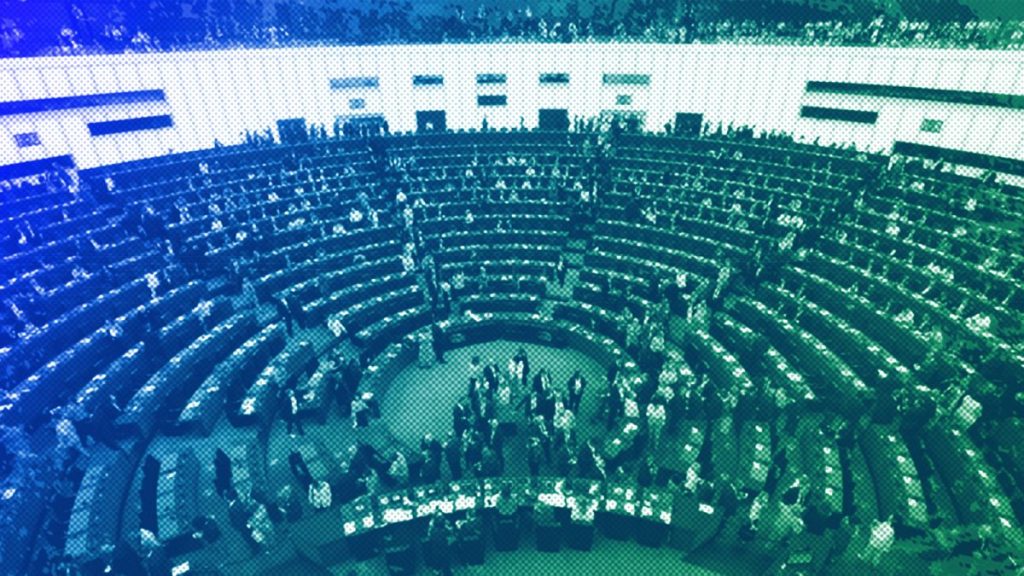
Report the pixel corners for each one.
[65,66,97,95]
[113,63,141,91]
[0,44,1021,169]
[0,70,22,102]
[90,65,119,93]
[39,67,72,97]
[13,68,47,100]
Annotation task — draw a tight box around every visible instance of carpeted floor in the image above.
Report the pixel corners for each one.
[379,340,610,452]
[328,538,729,576]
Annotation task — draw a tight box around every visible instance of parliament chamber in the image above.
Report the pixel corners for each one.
[2,33,1024,576]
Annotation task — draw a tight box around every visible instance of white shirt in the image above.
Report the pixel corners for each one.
[309,481,332,509]
[195,300,213,321]
[685,464,700,491]
[624,397,639,419]
[56,418,81,450]
[868,520,894,552]
[554,408,575,432]
[646,403,666,428]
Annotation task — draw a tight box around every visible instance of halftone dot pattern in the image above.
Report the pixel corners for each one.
[2,2,1024,576]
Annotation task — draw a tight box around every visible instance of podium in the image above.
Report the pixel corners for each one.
[668,493,722,552]
[598,482,639,541]
[458,534,486,565]
[347,530,380,561]
[597,511,635,541]
[535,522,563,552]
[456,515,485,565]
[383,542,415,575]
[635,488,672,548]
[635,517,669,548]
[535,506,563,552]
[422,538,452,571]
[566,521,595,550]
[567,492,598,551]
[492,514,520,551]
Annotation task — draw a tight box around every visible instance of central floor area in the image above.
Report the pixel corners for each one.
[329,538,730,576]
[380,340,609,452]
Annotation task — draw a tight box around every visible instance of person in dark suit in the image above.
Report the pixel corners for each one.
[285,294,305,330]
[334,366,355,417]
[420,451,442,485]
[537,388,557,424]
[274,297,293,335]
[606,360,621,388]
[577,441,606,481]
[512,347,530,389]
[603,385,624,430]
[352,395,371,428]
[476,446,501,478]
[637,455,658,487]
[527,436,543,477]
[664,271,689,315]
[288,451,313,491]
[425,510,454,571]
[528,416,552,463]
[339,356,360,409]
[486,418,504,461]
[453,401,469,438]
[554,254,568,287]
[554,436,574,477]
[437,281,452,315]
[463,431,483,473]
[281,388,304,436]
[468,378,482,418]
[406,450,424,486]
[214,448,233,499]
[567,370,587,414]
[532,368,550,397]
[444,432,463,480]
[421,433,443,463]
[431,322,446,363]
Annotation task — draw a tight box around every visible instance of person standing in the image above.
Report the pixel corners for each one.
[646,400,667,449]
[274,297,293,335]
[387,451,409,487]
[463,431,483,474]
[421,433,443,463]
[352,395,370,429]
[425,510,454,572]
[309,479,332,511]
[281,388,304,436]
[418,330,434,368]
[214,448,233,499]
[567,370,587,413]
[438,281,452,315]
[476,446,501,478]
[527,436,543,477]
[512,347,530,389]
[453,400,469,438]
[554,435,575,477]
[288,451,313,491]
[444,431,463,480]
[555,254,568,287]
[431,322,447,363]
[420,450,442,485]
[55,415,86,460]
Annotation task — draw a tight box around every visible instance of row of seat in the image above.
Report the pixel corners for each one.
[2,129,1021,573]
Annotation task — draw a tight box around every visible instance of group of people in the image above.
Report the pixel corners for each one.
[4,0,1022,58]
[4,90,1024,573]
